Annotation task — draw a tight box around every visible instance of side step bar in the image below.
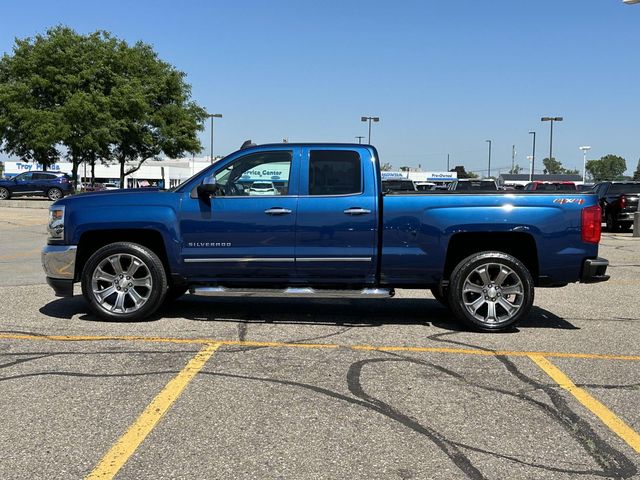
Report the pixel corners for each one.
[189,286,394,299]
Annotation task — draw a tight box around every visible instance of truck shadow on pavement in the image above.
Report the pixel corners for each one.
[39,295,578,331]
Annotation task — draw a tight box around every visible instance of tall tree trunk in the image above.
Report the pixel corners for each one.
[91,160,96,186]
[119,159,125,189]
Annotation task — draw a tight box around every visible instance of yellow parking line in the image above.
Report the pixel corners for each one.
[86,342,221,480]
[529,354,640,454]
[1,332,639,361]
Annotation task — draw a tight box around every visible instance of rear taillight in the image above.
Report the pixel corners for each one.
[619,195,626,209]
[581,205,601,244]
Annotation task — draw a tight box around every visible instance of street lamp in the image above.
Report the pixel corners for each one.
[541,116,563,168]
[526,155,534,182]
[360,116,380,144]
[207,113,223,164]
[528,131,536,178]
[579,145,591,183]
[355,136,365,144]
[486,140,492,178]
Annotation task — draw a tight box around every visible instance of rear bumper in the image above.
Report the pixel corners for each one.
[580,257,610,283]
[617,212,636,222]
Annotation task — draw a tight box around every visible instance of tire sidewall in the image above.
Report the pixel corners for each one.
[0,187,10,200]
[81,242,167,321]
[448,251,534,332]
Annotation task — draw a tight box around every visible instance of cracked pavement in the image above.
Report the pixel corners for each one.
[0,207,638,479]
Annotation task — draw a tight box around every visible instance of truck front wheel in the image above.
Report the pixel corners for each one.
[81,242,167,321]
[448,251,534,332]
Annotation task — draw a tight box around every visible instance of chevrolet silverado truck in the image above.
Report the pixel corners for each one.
[42,143,609,332]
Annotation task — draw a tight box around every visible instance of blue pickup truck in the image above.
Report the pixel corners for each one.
[42,143,609,331]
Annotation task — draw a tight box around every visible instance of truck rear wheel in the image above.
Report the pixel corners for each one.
[81,242,167,321]
[448,251,534,332]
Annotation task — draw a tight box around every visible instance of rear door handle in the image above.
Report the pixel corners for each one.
[265,207,292,215]
[343,208,371,215]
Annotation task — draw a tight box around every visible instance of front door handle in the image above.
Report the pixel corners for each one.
[343,207,372,215]
[265,207,292,215]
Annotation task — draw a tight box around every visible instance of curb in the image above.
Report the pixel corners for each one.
[0,199,52,209]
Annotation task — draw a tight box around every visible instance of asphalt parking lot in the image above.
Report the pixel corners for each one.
[0,204,638,479]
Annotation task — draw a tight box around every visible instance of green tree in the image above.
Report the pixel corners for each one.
[0,26,206,187]
[380,162,393,171]
[633,159,640,181]
[108,40,206,186]
[509,164,523,174]
[586,154,627,182]
[450,165,478,179]
[542,157,563,174]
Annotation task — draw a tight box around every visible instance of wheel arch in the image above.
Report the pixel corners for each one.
[75,229,171,282]
[443,232,539,285]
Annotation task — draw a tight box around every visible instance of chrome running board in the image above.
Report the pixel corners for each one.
[189,286,394,298]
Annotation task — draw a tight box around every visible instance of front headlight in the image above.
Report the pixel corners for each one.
[48,206,65,240]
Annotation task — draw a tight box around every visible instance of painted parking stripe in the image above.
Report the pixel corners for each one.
[86,342,221,480]
[529,354,640,455]
[1,332,639,361]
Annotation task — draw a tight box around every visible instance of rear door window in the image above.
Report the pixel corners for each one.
[308,150,361,196]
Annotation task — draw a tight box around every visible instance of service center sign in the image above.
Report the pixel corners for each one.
[240,162,290,182]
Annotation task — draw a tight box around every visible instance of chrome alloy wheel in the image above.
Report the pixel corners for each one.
[90,253,153,313]
[461,262,524,325]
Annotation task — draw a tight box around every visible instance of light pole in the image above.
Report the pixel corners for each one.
[486,140,492,178]
[579,145,591,183]
[447,153,450,171]
[207,113,223,164]
[541,117,563,167]
[360,116,380,144]
[355,136,365,144]
[527,155,534,182]
[528,131,536,178]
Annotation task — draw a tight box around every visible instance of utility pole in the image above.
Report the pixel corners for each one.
[447,153,450,171]
[486,140,492,178]
[355,136,365,144]
[529,131,536,177]
[511,145,516,173]
[207,113,223,164]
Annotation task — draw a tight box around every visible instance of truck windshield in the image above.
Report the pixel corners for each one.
[456,181,497,191]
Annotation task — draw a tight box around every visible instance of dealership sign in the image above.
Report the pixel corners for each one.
[3,161,64,176]
[240,162,290,182]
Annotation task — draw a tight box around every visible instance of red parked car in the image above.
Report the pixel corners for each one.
[523,181,577,192]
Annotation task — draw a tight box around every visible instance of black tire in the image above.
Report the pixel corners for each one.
[605,213,618,232]
[81,242,167,321]
[0,187,10,200]
[448,251,534,332]
[47,187,63,201]
[430,285,450,308]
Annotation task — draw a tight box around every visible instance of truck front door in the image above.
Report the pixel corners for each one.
[295,147,378,284]
[180,148,299,281]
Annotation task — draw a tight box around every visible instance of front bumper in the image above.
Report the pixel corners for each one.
[42,245,77,297]
[580,257,610,284]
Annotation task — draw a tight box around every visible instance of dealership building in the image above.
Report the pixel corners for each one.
[382,170,457,187]
[1,157,213,188]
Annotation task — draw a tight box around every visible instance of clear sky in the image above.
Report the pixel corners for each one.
[1,0,638,175]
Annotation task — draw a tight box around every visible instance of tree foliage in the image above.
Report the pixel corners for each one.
[541,157,579,175]
[586,155,627,182]
[0,26,206,186]
[450,165,478,179]
[380,162,393,171]
[633,159,640,181]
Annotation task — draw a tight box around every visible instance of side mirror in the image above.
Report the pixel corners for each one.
[197,175,220,197]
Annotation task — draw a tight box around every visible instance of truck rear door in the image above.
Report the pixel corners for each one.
[295,147,378,283]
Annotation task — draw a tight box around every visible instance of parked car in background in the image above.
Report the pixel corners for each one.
[0,171,73,200]
[447,179,498,191]
[415,182,437,191]
[577,184,595,192]
[523,181,577,192]
[102,183,119,190]
[592,181,640,232]
[382,179,417,192]
[248,181,280,196]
